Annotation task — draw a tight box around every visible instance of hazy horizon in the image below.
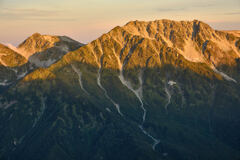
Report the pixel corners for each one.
[0,0,239,46]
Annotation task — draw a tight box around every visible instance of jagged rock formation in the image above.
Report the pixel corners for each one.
[0,20,240,160]
[121,20,239,66]
[0,44,31,87]
[0,33,84,89]
[43,20,239,84]
[18,33,84,67]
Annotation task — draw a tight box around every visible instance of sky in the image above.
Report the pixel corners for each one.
[0,0,239,46]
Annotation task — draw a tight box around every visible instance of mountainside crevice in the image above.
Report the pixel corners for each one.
[1,19,240,160]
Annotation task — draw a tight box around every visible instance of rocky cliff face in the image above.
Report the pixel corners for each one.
[122,20,239,66]
[18,33,84,67]
[0,34,84,90]
[28,20,239,84]
[0,20,240,160]
[63,19,239,68]
[0,44,30,87]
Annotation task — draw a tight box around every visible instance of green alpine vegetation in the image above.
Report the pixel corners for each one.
[0,20,240,160]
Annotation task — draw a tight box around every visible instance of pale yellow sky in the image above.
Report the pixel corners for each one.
[0,0,239,45]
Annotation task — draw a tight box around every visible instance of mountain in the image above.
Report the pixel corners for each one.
[0,20,240,160]
[0,44,27,67]
[0,43,31,87]
[0,34,84,91]
[18,33,84,67]
[224,30,240,37]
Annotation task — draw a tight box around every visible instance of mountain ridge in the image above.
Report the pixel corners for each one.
[0,33,84,88]
[1,19,240,160]
[21,19,239,84]
[17,33,84,67]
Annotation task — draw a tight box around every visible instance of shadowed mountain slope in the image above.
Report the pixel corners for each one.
[0,20,240,160]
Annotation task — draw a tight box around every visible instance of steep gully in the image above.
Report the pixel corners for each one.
[202,41,237,83]
[0,101,17,110]
[12,97,46,149]
[213,68,237,83]
[164,81,186,113]
[113,45,183,151]
[0,70,28,86]
[71,42,186,151]
[71,64,90,95]
[85,43,161,150]
[95,44,124,117]
[33,97,47,128]
[97,68,123,116]
[175,82,186,108]
[112,48,161,151]
[164,83,171,114]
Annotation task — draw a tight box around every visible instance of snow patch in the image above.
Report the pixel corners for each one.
[168,81,177,86]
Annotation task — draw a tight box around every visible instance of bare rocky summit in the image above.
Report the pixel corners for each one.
[1,20,240,160]
[17,33,84,67]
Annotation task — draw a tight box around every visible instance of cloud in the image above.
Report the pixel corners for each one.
[192,3,215,8]
[224,12,240,15]
[156,2,215,13]
[0,8,76,21]
[0,0,4,6]
[157,8,187,12]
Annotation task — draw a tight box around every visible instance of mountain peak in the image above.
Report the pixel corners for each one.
[17,33,59,59]
[31,32,42,37]
[122,19,213,35]
[59,19,239,77]
[15,33,84,67]
[111,19,239,65]
[1,19,240,160]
